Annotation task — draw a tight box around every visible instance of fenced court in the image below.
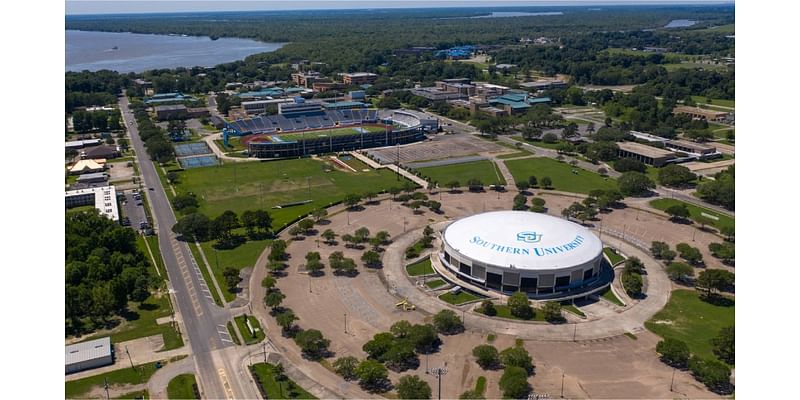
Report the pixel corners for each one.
[178,155,219,169]
[174,142,213,157]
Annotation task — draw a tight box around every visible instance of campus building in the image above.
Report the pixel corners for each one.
[665,140,721,159]
[673,106,728,122]
[65,337,114,374]
[341,72,378,85]
[617,141,677,167]
[291,71,324,88]
[64,185,119,221]
[439,211,611,300]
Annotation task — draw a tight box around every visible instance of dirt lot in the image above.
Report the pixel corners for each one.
[107,160,135,183]
[366,134,505,164]
[269,190,721,398]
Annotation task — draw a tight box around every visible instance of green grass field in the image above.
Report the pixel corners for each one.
[663,62,729,72]
[603,247,626,266]
[167,374,198,399]
[510,136,571,150]
[425,279,447,289]
[227,321,241,345]
[599,286,625,306]
[497,151,531,160]
[439,290,483,305]
[491,305,547,322]
[649,198,734,231]
[416,160,505,186]
[278,125,387,142]
[406,258,434,276]
[188,242,224,305]
[505,157,617,194]
[173,157,406,225]
[691,96,735,108]
[200,236,272,302]
[250,363,317,399]
[65,359,167,398]
[215,137,247,152]
[645,290,734,363]
[235,315,266,345]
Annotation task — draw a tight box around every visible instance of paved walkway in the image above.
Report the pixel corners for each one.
[202,132,257,162]
[350,150,429,189]
[489,156,517,187]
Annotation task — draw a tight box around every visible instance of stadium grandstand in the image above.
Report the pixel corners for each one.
[231,109,438,159]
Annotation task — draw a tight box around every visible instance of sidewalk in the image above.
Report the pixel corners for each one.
[350,150,429,189]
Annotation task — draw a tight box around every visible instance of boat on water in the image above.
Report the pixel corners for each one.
[111,45,118,50]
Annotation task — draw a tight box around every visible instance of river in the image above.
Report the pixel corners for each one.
[66,30,284,73]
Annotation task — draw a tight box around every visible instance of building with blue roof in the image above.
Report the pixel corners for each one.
[144,92,196,105]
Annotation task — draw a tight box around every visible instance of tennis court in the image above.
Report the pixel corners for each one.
[178,155,219,169]
[174,142,213,157]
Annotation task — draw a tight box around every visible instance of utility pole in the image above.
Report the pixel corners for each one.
[125,345,137,377]
[344,313,348,333]
[560,373,565,398]
[573,324,577,342]
[427,366,448,400]
[104,377,110,400]
[396,142,400,181]
[670,368,676,392]
[263,342,267,364]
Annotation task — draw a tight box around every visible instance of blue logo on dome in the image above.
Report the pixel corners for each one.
[517,231,543,243]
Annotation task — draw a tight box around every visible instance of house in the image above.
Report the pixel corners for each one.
[82,145,119,160]
[69,159,106,175]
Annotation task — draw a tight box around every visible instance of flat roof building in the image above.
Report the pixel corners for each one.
[82,145,119,160]
[154,104,188,121]
[291,71,324,88]
[242,99,293,115]
[66,337,113,374]
[278,98,325,117]
[341,72,378,85]
[673,106,728,121]
[617,142,677,167]
[629,131,669,143]
[65,185,119,221]
[665,140,719,157]
[65,139,102,150]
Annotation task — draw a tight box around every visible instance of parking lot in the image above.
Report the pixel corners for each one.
[120,190,149,232]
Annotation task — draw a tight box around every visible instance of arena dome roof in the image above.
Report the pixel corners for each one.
[442,211,603,271]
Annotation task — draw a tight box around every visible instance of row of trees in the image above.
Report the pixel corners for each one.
[470,343,535,398]
[72,109,122,133]
[129,100,174,163]
[655,326,734,394]
[172,208,273,247]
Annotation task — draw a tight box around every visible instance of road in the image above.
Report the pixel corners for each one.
[119,95,258,400]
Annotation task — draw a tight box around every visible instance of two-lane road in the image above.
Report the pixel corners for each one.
[119,95,257,399]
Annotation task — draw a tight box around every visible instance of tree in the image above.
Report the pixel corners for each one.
[427,200,442,213]
[614,158,646,173]
[322,229,337,244]
[541,301,564,323]
[708,242,735,264]
[172,213,211,241]
[211,210,240,243]
[650,241,670,259]
[500,346,534,375]
[295,329,330,360]
[542,132,559,143]
[720,226,735,242]
[618,172,654,197]
[477,300,497,316]
[676,243,704,265]
[666,262,695,283]
[711,326,735,364]
[472,345,500,369]
[527,176,538,188]
[585,141,619,162]
[407,324,440,354]
[656,338,690,368]
[275,310,297,335]
[696,269,734,296]
[261,276,277,290]
[222,267,240,291]
[622,272,643,297]
[390,320,413,338]
[333,356,360,381]
[689,356,732,393]
[288,225,303,238]
[375,231,391,245]
[354,227,371,243]
[344,193,362,209]
[264,290,285,310]
[665,204,690,222]
[507,292,533,319]
[298,218,315,234]
[658,164,697,187]
[172,193,199,211]
[312,208,328,222]
[516,181,530,192]
[253,210,273,235]
[355,359,390,392]
[446,180,460,191]
[361,250,382,268]
[397,375,431,400]
[623,257,645,275]
[499,366,531,399]
[433,309,464,335]
[540,176,552,189]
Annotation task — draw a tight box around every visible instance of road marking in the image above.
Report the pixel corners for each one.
[218,369,235,400]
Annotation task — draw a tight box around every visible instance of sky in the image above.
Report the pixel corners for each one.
[65,1,734,15]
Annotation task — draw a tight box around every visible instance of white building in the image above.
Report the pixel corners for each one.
[65,186,119,221]
[65,337,113,374]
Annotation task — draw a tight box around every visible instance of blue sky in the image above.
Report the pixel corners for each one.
[66,1,733,15]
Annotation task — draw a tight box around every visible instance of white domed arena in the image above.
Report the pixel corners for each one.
[439,211,612,299]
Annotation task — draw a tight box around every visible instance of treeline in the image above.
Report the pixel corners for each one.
[72,109,122,133]
[66,70,129,113]
[66,211,156,335]
[129,100,174,162]
[696,165,734,210]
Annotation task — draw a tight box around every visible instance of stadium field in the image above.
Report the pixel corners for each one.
[172,157,409,228]
[276,125,389,142]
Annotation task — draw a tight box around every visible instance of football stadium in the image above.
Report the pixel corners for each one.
[223,98,438,158]
[439,211,613,300]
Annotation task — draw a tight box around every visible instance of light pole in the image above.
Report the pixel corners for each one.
[560,372,565,398]
[427,366,448,400]
[344,313,347,333]
[670,368,676,392]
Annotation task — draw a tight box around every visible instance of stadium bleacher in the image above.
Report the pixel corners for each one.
[227,109,419,136]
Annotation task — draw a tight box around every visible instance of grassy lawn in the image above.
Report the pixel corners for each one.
[599,286,625,306]
[406,258,434,276]
[66,204,96,215]
[691,96,735,108]
[416,160,505,186]
[645,290,734,363]
[505,157,617,194]
[137,234,166,280]
[66,359,167,398]
[496,151,531,160]
[603,247,626,266]
[167,374,198,399]
[649,198,734,231]
[250,363,317,399]
[510,136,570,150]
[425,279,447,289]
[235,314,266,345]
[227,321,241,345]
[339,155,370,171]
[172,157,406,226]
[663,62,729,72]
[214,137,247,152]
[188,242,224,306]
[199,236,271,302]
[489,305,547,322]
[439,290,483,305]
